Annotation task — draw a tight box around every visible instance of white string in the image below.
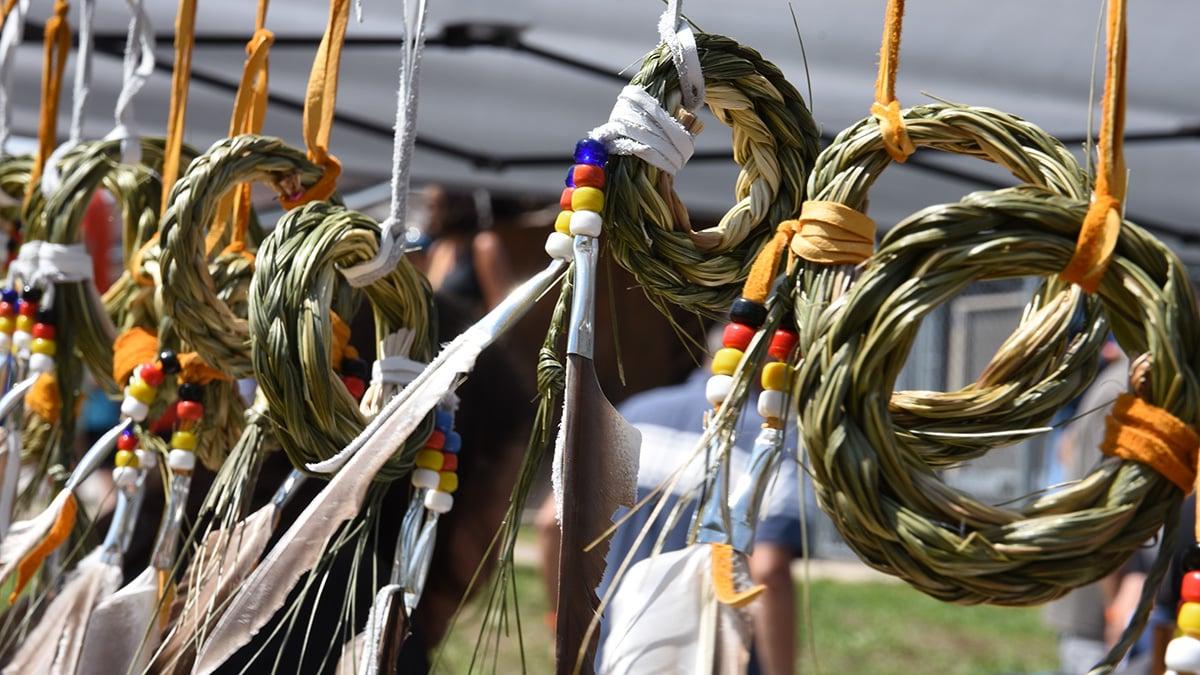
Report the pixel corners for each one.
[340,0,428,287]
[588,85,695,176]
[105,0,154,166]
[0,0,31,156]
[657,0,705,112]
[40,0,96,196]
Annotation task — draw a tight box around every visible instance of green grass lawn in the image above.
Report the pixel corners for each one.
[433,565,1057,674]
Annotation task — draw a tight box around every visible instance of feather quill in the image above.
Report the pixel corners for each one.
[193,259,566,675]
[0,374,36,537]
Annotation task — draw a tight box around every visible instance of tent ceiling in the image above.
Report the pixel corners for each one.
[4,0,1198,254]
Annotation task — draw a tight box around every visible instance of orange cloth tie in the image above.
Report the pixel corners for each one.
[741,220,797,305]
[179,352,234,385]
[113,327,160,385]
[790,201,877,265]
[24,0,71,205]
[1099,393,1199,493]
[25,373,62,423]
[160,0,198,215]
[330,310,359,372]
[710,543,764,608]
[11,491,76,602]
[870,0,914,163]
[1061,0,1127,293]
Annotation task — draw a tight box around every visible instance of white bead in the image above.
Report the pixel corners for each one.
[136,449,157,468]
[705,375,733,407]
[424,489,454,513]
[757,389,786,419]
[569,210,603,237]
[167,449,195,472]
[0,333,11,353]
[28,353,55,374]
[11,331,30,354]
[120,397,149,422]
[544,231,574,260]
[411,468,440,489]
[1166,636,1200,671]
[113,466,139,488]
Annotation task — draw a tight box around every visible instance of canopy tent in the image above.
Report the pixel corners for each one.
[4,0,1198,264]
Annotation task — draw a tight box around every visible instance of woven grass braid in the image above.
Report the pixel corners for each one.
[797,185,1198,606]
[793,102,1104,465]
[249,201,436,481]
[0,155,31,261]
[158,134,324,379]
[604,33,819,319]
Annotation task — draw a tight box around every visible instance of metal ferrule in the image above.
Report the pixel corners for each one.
[151,471,192,572]
[696,439,732,546]
[728,426,786,554]
[402,512,440,613]
[100,470,143,565]
[566,234,598,358]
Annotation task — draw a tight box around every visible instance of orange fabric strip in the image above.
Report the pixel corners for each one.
[1099,393,1199,493]
[24,0,71,204]
[179,352,234,385]
[329,310,359,372]
[1061,0,1127,292]
[741,220,797,305]
[25,373,61,423]
[790,200,877,265]
[709,543,764,608]
[11,492,76,602]
[0,0,18,27]
[113,327,160,385]
[870,0,913,163]
[160,0,198,215]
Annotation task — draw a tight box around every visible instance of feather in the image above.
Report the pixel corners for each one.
[194,259,567,675]
[357,584,408,675]
[2,550,121,675]
[555,236,640,674]
[75,566,161,675]
[0,375,36,537]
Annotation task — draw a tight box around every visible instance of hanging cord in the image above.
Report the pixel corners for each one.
[24,0,72,205]
[656,0,704,112]
[0,0,30,156]
[277,0,349,210]
[160,0,197,215]
[1060,0,1126,293]
[107,0,154,165]
[870,0,914,163]
[340,0,426,287]
[40,0,94,196]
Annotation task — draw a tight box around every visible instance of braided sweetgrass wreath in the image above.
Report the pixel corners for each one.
[797,185,1197,609]
[604,33,819,319]
[157,134,324,379]
[250,201,436,481]
[788,102,1106,464]
[0,155,31,265]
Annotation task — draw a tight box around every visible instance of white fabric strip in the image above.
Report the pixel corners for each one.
[34,243,94,284]
[106,0,154,166]
[657,0,705,112]
[341,0,428,287]
[0,0,31,155]
[372,355,426,388]
[40,0,97,196]
[588,85,695,176]
[7,241,41,287]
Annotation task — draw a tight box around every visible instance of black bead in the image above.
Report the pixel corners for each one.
[4,239,15,252]
[729,298,767,328]
[34,308,54,324]
[159,350,181,374]
[20,285,42,303]
[341,358,369,380]
[177,382,203,401]
[1183,544,1200,572]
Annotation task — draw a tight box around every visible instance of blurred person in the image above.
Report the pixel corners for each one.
[1149,494,1196,675]
[421,184,515,313]
[537,328,811,675]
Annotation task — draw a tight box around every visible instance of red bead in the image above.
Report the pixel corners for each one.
[0,302,13,317]
[1183,571,1200,603]
[116,433,138,451]
[176,400,204,421]
[425,429,446,450]
[32,323,55,340]
[17,301,35,317]
[768,329,799,361]
[138,363,164,387]
[572,164,606,189]
[722,322,754,351]
[340,375,366,400]
[441,453,458,472]
[559,188,574,211]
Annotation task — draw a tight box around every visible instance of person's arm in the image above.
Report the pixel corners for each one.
[749,543,796,675]
[472,231,515,310]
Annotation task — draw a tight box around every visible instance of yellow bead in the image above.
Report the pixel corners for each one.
[761,362,793,392]
[555,210,573,235]
[438,471,459,494]
[170,430,198,451]
[14,315,31,332]
[415,449,443,471]
[127,378,156,405]
[31,337,55,356]
[0,317,12,334]
[710,347,743,376]
[570,187,604,213]
[1179,602,1200,635]
[115,450,135,468]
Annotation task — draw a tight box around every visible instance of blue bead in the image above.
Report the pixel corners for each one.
[573,138,607,167]
[443,430,462,454]
[120,428,136,439]
[434,409,454,432]
[0,289,16,303]
[564,166,575,187]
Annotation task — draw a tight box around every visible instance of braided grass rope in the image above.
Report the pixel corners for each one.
[158,134,324,379]
[250,201,436,480]
[792,103,1105,464]
[796,185,1197,608]
[604,33,819,319]
[0,155,31,258]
